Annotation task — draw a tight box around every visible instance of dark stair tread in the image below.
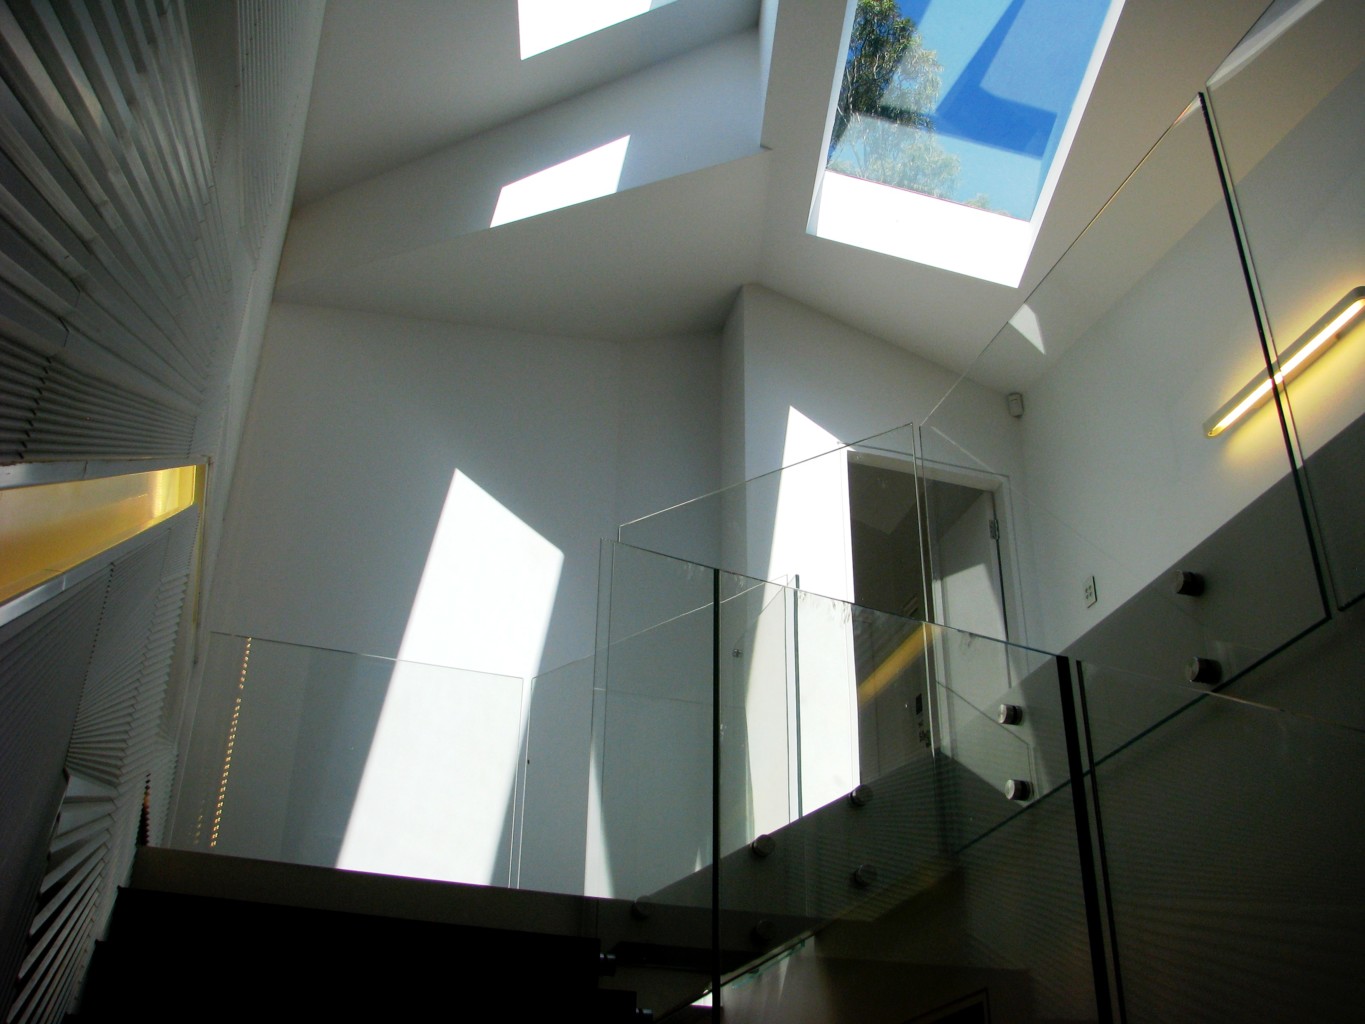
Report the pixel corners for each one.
[74,886,646,1022]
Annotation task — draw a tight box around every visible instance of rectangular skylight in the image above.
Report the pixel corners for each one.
[815,0,1121,283]
[828,0,1113,220]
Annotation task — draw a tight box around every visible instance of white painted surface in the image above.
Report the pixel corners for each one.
[813,171,1034,288]
[724,285,1025,611]
[1013,161,1299,653]
[204,302,719,893]
[337,660,524,883]
[518,0,676,60]
[716,286,1031,814]
[296,0,758,203]
[490,136,632,228]
[280,31,763,293]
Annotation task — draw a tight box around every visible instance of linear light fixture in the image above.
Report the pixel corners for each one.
[1205,286,1365,437]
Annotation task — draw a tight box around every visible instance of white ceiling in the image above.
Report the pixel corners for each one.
[294,0,759,205]
[285,0,1270,377]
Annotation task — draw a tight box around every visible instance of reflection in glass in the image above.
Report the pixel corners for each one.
[1206,0,1365,606]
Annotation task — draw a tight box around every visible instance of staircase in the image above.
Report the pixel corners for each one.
[69,849,667,1022]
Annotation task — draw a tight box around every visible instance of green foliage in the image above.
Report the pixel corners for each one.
[828,0,984,206]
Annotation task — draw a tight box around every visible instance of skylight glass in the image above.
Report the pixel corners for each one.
[827,0,1113,221]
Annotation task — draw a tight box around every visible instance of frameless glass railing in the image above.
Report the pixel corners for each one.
[916,89,1329,694]
[617,422,920,595]
[1204,0,1365,610]
[1072,656,1365,1022]
[592,540,1102,1016]
[169,538,1363,1022]
[175,633,530,885]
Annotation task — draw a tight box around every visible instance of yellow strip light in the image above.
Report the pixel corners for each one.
[1205,287,1365,437]
[857,624,929,706]
[0,464,200,603]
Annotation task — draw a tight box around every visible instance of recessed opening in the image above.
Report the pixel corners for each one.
[0,464,200,604]
[813,0,1123,284]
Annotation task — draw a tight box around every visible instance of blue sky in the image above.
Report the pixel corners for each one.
[866,0,1111,218]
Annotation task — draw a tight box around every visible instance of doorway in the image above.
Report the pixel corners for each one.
[846,452,1014,780]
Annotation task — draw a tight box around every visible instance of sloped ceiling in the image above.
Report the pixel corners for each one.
[283,0,1269,376]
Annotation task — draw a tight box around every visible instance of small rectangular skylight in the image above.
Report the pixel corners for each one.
[815,0,1121,283]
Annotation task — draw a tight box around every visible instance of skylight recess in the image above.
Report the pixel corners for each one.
[828,0,1112,220]
[816,0,1121,283]
[518,0,680,60]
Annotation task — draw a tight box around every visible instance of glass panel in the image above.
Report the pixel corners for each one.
[1081,657,1365,1020]
[591,542,718,1008]
[919,98,1326,687]
[592,543,715,904]
[619,421,919,588]
[174,634,525,887]
[716,596,1096,1021]
[1206,0,1365,607]
[827,0,1113,220]
[719,571,793,856]
[519,654,595,894]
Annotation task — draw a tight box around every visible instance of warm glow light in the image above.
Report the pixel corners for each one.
[0,464,200,603]
[1206,288,1365,436]
[857,625,928,706]
[490,136,631,227]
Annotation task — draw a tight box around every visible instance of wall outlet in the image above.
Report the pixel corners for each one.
[1083,575,1098,608]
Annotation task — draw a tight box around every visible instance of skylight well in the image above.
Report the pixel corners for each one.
[517,0,680,59]
[815,0,1121,285]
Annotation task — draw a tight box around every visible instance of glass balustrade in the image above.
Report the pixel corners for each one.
[175,633,528,885]
[593,540,1104,1017]
[1075,656,1365,1021]
[1205,0,1365,610]
[918,90,1328,694]
[163,14,1365,1015]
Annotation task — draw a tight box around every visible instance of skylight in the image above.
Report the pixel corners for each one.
[518,0,679,60]
[816,0,1121,283]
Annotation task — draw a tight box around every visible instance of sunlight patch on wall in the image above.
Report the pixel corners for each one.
[518,0,678,59]
[490,136,632,227]
[766,407,854,599]
[395,471,562,677]
[337,470,563,885]
[1009,302,1046,353]
[770,408,859,810]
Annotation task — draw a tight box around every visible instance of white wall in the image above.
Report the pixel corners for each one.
[714,285,1028,815]
[988,110,1326,656]
[279,30,765,291]
[722,284,1023,594]
[192,302,719,894]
